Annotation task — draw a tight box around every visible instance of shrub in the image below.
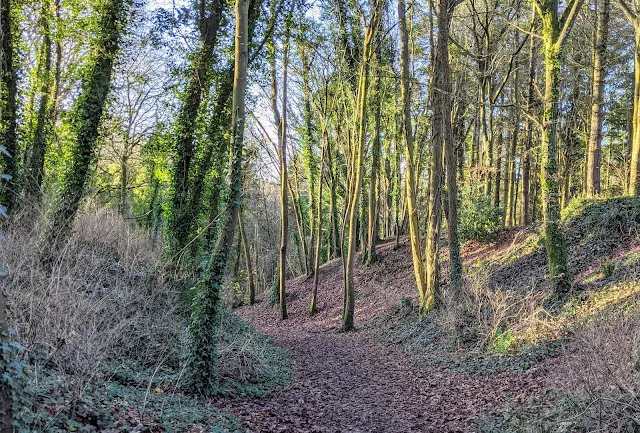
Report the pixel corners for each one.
[458,187,503,242]
[601,258,615,278]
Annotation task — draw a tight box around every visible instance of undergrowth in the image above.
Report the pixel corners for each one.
[380,197,640,431]
[2,207,290,432]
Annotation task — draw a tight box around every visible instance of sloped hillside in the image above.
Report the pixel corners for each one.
[231,197,640,432]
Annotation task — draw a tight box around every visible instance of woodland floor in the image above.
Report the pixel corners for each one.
[212,238,559,433]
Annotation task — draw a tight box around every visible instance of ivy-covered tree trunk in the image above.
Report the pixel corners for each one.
[300,45,317,276]
[44,0,127,252]
[185,65,234,251]
[188,0,249,395]
[586,0,610,197]
[0,0,18,212]
[536,0,583,297]
[25,2,54,205]
[168,0,225,252]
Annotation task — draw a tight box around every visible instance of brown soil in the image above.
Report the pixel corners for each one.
[213,238,551,432]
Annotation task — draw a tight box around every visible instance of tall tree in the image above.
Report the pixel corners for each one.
[522,24,536,224]
[188,0,250,394]
[442,0,462,288]
[586,0,611,196]
[615,0,640,194]
[24,0,55,204]
[44,0,129,252]
[398,0,427,307]
[0,0,17,211]
[534,0,584,296]
[168,0,226,251]
[342,0,382,330]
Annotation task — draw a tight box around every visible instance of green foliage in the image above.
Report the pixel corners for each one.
[459,187,503,242]
[601,258,615,278]
[489,329,514,354]
[13,369,242,433]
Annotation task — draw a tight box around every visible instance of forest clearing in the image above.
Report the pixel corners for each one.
[1,0,640,430]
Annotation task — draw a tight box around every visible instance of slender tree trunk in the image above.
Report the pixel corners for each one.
[522,30,536,225]
[25,3,53,205]
[343,3,381,331]
[300,46,317,276]
[442,12,462,287]
[365,31,384,266]
[119,153,128,215]
[188,0,249,394]
[327,140,341,259]
[276,11,292,320]
[587,0,610,197]
[423,0,453,314]
[507,56,521,226]
[287,170,309,275]
[310,125,327,315]
[239,211,255,305]
[398,0,427,302]
[494,128,503,209]
[630,29,640,195]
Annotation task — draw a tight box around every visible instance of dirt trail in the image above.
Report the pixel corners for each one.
[215,313,547,432]
[213,239,549,432]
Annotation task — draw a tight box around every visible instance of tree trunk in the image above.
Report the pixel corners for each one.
[631,29,640,195]
[310,125,327,315]
[44,0,127,253]
[188,0,249,395]
[25,2,53,205]
[300,46,317,276]
[494,128,503,209]
[239,211,255,305]
[0,0,18,212]
[398,0,427,303]
[119,153,128,215]
[586,0,610,196]
[276,8,293,320]
[536,0,583,297]
[423,0,453,314]
[169,0,225,251]
[522,31,536,225]
[442,7,462,287]
[342,3,381,331]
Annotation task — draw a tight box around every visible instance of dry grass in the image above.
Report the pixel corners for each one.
[3,208,186,395]
[2,206,288,410]
[555,313,640,432]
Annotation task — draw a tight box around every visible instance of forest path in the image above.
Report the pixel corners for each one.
[214,312,547,433]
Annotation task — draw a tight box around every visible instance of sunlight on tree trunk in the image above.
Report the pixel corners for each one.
[188,0,249,395]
